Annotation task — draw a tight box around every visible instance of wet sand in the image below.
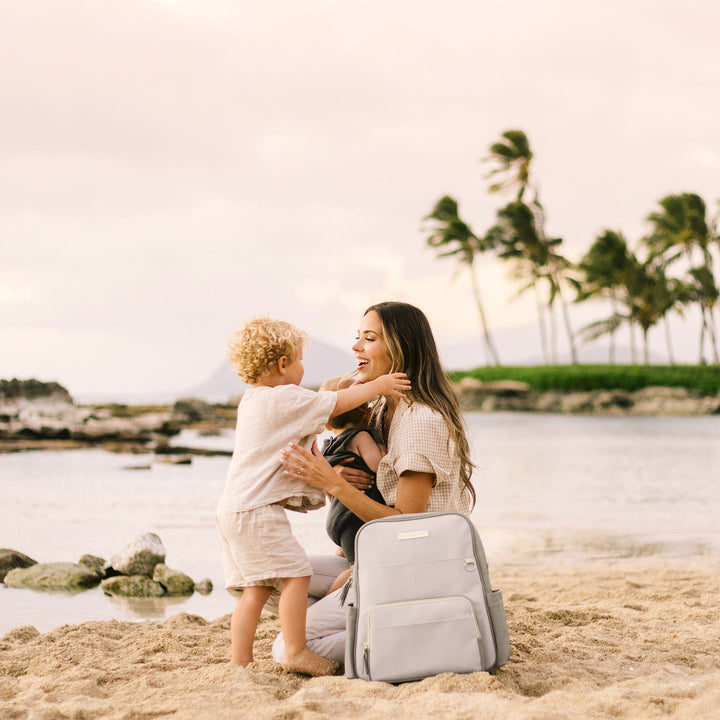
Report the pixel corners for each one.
[2,556,719,719]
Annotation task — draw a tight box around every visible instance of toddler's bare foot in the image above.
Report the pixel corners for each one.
[282,648,339,676]
[231,659,257,670]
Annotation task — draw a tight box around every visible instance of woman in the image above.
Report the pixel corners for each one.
[273,301,476,663]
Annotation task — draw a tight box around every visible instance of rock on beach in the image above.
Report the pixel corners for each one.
[153,564,196,596]
[0,549,37,583]
[100,575,167,597]
[4,562,102,592]
[104,532,166,577]
[2,533,204,599]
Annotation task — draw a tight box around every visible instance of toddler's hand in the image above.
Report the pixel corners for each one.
[375,372,410,398]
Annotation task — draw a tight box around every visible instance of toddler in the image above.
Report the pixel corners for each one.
[215,316,409,675]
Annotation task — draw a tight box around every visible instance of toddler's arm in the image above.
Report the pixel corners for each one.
[349,431,385,474]
[331,373,409,418]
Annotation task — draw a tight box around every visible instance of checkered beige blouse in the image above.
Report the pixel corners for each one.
[370,398,472,514]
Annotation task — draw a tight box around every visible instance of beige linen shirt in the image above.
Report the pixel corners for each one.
[371,398,472,514]
[217,384,337,514]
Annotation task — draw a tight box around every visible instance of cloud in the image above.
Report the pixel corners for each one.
[2,0,719,397]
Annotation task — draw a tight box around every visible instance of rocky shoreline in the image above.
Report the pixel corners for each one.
[1,532,212,598]
[455,378,720,416]
[0,380,236,454]
[1,378,718,455]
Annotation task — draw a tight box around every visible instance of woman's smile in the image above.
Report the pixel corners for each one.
[352,310,392,381]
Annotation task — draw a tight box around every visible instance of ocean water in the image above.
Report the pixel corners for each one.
[2,412,719,635]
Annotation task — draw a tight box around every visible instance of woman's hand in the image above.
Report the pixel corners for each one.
[281,443,433,523]
[280,442,341,494]
[334,458,373,491]
[281,442,374,492]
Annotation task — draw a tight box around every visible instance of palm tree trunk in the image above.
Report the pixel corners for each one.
[643,327,649,366]
[690,248,709,364]
[630,322,637,365]
[664,316,675,365]
[549,299,558,365]
[469,266,501,366]
[699,308,708,364]
[707,305,720,364]
[554,277,578,364]
[534,282,548,364]
[609,295,617,364]
[701,247,720,363]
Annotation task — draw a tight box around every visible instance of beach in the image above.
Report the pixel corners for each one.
[3,556,719,719]
[3,412,719,718]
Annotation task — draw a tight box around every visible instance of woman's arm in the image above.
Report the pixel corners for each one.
[281,442,433,522]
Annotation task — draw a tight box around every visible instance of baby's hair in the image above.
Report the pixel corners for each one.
[227,316,308,384]
[320,374,369,430]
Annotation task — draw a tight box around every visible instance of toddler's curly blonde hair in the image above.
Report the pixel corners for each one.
[227,316,308,384]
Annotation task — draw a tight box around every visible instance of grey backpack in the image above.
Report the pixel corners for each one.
[344,512,510,683]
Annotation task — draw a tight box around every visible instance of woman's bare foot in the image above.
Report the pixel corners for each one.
[282,647,339,676]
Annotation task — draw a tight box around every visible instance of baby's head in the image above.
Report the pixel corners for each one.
[227,316,308,384]
[321,374,369,431]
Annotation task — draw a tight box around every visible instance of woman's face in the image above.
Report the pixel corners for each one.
[352,310,392,382]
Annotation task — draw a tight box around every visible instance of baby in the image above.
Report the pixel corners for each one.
[215,316,409,675]
[320,375,387,565]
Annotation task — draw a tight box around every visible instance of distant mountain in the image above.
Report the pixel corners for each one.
[185,338,356,402]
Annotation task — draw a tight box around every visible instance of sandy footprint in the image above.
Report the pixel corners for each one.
[281,648,339,677]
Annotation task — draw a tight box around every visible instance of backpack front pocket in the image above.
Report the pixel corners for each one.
[364,596,482,683]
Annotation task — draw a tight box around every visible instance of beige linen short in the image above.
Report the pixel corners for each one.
[215,503,312,590]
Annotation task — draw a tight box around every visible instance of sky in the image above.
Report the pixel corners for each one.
[2,0,719,401]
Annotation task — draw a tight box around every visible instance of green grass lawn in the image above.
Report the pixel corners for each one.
[449,365,720,394]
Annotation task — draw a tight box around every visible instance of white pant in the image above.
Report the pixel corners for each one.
[271,554,351,663]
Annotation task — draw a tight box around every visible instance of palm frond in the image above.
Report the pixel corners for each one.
[578,314,626,343]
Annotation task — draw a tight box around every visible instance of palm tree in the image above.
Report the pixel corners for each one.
[484,130,535,202]
[646,193,720,363]
[686,266,720,364]
[576,230,638,363]
[631,261,675,365]
[485,202,548,360]
[577,256,672,365]
[659,274,694,365]
[484,129,578,363]
[577,232,693,365]
[424,195,501,366]
[544,237,578,364]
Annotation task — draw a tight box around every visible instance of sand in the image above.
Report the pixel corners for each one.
[2,556,719,720]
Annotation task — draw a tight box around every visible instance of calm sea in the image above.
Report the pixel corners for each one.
[2,412,719,635]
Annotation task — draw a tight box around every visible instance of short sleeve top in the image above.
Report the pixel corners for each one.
[217,384,337,514]
[371,398,472,514]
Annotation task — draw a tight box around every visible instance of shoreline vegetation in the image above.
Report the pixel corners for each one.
[1,368,718,454]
